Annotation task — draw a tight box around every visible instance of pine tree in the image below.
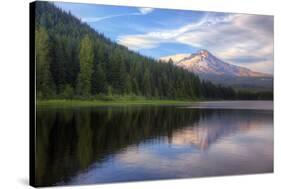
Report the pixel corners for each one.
[124,74,132,95]
[77,35,94,97]
[92,64,107,94]
[143,69,151,97]
[62,84,75,99]
[119,60,127,94]
[110,52,121,93]
[35,26,54,98]
[131,78,140,95]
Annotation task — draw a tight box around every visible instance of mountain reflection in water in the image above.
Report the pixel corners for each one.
[35,101,273,186]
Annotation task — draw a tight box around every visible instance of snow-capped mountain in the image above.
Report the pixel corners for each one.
[160,50,273,90]
[160,50,270,77]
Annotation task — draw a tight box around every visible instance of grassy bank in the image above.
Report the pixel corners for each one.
[37,96,196,108]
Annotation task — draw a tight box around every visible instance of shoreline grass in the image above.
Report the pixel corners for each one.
[36,98,272,108]
[36,98,197,108]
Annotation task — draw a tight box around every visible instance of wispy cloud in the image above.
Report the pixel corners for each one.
[138,7,154,15]
[82,7,154,23]
[117,13,273,74]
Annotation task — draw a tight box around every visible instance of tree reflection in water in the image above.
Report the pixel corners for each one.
[35,105,273,186]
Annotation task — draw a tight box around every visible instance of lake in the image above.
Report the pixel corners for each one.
[35,101,273,186]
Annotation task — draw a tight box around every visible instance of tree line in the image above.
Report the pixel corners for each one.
[34,2,272,100]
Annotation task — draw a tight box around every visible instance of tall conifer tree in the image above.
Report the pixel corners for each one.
[35,26,54,98]
[77,35,94,96]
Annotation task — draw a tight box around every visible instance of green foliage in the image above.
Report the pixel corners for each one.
[143,68,151,97]
[61,84,75,99]
[92,63,107,94]
[35,26,54,99]
[131,78,140,95]
[236,90,273,100]
[124,74,133,95]
[107,85,113,96]
[77,35,94,97]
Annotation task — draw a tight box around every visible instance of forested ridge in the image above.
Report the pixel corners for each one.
[34,2,272,100]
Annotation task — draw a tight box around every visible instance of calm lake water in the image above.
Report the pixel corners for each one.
[35,101,273,186]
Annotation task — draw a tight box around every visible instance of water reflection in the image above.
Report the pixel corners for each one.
[35,103,273,186]
[169,109,272,150]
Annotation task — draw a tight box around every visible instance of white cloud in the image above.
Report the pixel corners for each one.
[117,13,273,74]
[138,7,154,15]
[82,7,154,23]
[82,13,138,22]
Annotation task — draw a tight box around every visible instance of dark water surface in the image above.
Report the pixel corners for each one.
[35,101,273,186]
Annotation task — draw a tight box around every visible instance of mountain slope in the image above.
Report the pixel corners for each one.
[160,50,273,90]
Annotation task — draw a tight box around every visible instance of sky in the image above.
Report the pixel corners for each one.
[55,2,273,74]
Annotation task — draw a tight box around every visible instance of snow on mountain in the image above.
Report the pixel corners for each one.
[160,50,271,77]
[160,53,191,64]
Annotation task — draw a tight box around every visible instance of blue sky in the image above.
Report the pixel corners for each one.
[55,2,273,74]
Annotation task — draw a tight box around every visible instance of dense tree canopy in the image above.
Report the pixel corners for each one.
[34,2,272,100]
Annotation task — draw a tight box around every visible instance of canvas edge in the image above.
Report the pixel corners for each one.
[29,1,36,187]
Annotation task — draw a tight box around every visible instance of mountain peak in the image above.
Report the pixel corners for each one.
[160,50,271,78]
[198,49,210,58]
[159,50,272,90]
